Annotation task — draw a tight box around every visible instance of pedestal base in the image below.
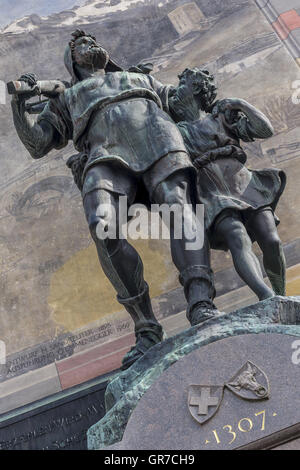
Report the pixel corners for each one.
[87,296,300,450]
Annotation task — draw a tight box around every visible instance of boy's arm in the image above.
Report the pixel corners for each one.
[212,98,274,141]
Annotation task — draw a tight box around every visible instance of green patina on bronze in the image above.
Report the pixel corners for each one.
[87,296,300,450]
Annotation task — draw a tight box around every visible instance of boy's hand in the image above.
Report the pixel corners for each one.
[193,146,234,169]
[212,98,243,117]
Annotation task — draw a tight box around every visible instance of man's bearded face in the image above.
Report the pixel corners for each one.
[73,36,109,70]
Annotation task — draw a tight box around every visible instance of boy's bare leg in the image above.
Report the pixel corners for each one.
[215,215,275,300]
[250,210,286,296]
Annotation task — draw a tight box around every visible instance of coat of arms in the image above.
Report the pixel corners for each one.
[225,361,270,400]
[188,361,270,424]
[188,385,224,424]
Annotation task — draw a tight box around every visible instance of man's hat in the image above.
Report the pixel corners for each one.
[64,29,123,83]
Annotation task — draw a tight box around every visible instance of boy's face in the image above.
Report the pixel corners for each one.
[179,69,217,112]
[196,74,217,112]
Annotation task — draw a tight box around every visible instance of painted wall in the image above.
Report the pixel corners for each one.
[0,0,299,412]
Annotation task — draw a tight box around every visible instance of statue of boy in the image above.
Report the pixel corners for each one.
[171,68,286,299]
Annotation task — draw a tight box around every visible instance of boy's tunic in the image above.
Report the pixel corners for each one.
[177,113,286,249]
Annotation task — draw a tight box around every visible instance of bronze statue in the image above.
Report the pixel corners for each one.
[10,31,219,370]
[171,68,286,299]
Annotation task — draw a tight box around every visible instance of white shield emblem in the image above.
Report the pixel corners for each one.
[188,385,224,424]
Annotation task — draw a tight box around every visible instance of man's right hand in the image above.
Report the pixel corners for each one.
[19,73,38,87]
[12,73,39,102]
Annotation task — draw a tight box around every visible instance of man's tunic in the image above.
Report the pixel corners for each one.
[37,71,188,182]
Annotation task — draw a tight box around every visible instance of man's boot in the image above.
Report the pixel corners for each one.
[179,265,221,326]
[117,282,164,370]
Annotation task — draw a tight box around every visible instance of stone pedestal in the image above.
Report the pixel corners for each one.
[87,296,300,450]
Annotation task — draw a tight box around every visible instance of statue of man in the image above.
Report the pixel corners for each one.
[10,30,218,369]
